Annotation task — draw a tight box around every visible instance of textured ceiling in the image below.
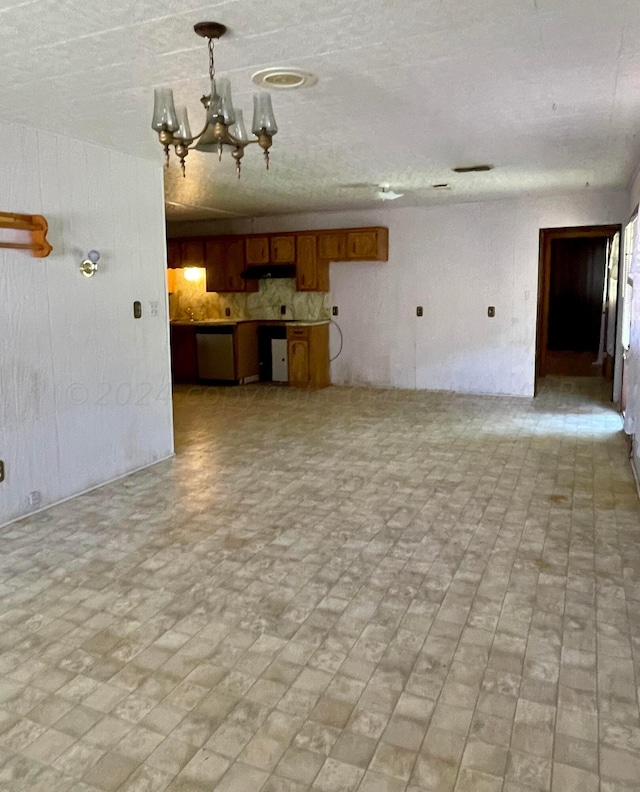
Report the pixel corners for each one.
[1,0,639,218]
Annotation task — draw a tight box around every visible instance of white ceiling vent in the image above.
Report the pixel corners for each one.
[252,68,318,90]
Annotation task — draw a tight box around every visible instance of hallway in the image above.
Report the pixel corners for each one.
[0,381,639,791]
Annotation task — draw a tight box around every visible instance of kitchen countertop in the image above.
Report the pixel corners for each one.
[171,319,330,327]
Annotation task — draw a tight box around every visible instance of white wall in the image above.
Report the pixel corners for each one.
[0,122,173,526]
[170,189,628,396]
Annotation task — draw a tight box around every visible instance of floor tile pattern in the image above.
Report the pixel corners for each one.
[0,378,639,791]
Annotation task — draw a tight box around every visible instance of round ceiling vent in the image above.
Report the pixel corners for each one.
[251,68,318,90]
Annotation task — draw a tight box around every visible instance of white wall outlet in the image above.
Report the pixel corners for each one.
[28,490,41,509]
[149,301,159,316]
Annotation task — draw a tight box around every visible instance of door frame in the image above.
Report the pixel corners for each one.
[617,210,638,410]
[535,224,622,391]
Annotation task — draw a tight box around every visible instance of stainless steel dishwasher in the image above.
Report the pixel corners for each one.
[196,325,235,382]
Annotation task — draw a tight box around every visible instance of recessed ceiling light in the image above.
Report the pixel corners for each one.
[252,68,318,90]
[452,164,494,173]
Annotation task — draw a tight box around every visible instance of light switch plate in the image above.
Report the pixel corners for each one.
[416,306,423,317]
[488,306,495,317]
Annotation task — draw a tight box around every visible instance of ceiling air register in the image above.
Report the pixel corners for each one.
[151,22,278,177]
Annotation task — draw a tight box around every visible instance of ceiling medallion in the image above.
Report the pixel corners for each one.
[151,22,278,178]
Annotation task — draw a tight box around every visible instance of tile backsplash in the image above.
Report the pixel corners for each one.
[168,268,330,322]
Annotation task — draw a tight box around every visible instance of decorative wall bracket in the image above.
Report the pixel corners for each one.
[0,212,52,257]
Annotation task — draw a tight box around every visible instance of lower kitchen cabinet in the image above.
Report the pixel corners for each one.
[170,321,329,388]
[170,324,198,383]
[288,335,309,385]
[234,322,259,383]
[287,324,330,388]
[171,322,259,384]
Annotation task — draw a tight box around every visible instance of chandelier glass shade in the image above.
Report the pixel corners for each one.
[151,22,278,177]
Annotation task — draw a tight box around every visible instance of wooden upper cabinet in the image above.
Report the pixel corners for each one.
[317,232,346,262]
[225,238,247,291]
[245,236,269,265]
[204,238,226,292]
[270,235,296,263]
[181,239,205,268]
[296,235,329,292]
[346,228,388,261]
[173,225,387,293]
[296,234,318,292]
[167,240,182,268]
[205,237,258,293]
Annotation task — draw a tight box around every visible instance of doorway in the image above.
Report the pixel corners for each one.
[536,225,621,389]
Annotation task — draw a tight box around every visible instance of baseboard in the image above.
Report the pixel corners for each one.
[0,453,175,531]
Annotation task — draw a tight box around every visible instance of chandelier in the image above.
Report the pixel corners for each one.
[151,22,278,178]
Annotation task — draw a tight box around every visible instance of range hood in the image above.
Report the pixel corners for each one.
[241,264,296,279]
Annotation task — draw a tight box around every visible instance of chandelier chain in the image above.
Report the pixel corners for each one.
[208,37,215,82]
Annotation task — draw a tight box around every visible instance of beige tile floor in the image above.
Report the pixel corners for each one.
[0,378,639,791]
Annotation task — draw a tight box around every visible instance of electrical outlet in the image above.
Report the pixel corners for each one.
[332,306,339,316]
[416,306,423,317]
[28,490,41,509]
[225,307,231,317]
[488,306,495,317]
[280,305,287,315]
[0,460,4,483]
[149,301,158,317]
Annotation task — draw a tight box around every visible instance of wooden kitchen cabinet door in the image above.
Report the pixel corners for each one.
[181,239,205,267]
[167,239,182,268]
[287,324,329,387]
[346,228,389,260]
[347,230,378,260]
[317,232,346,261]
[288,338,310,385]
[205,238,257,292]
[270,235,296,263]
[296,234,319,291]
[204,238,227,292]
[170,324,198,382]
[245,236,269,265]
[225,237,249,291]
